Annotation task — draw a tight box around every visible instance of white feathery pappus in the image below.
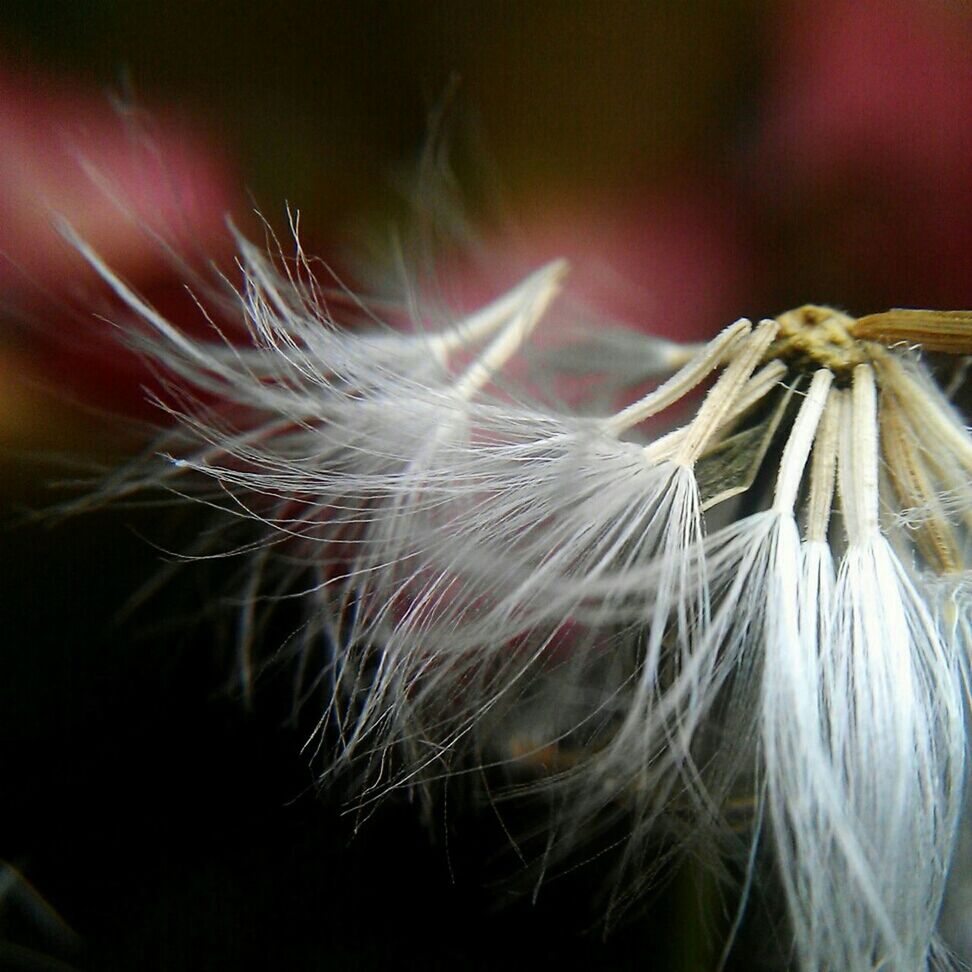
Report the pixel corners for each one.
[65,218,972,972]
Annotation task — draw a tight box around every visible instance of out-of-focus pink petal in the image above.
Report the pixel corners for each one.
[755,0,972,305]
[438,184,754,343]
[0,65,235,288]
[762,0,972,187]
[0,63,239,421]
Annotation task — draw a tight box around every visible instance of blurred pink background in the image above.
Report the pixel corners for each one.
[2,0,969,448]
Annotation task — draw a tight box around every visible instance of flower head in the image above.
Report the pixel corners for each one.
[77,228,972,971]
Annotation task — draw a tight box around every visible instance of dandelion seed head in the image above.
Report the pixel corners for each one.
[71,220,972,972]
[771,304,870,380]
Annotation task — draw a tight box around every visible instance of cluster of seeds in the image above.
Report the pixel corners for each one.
[74,225,972,972]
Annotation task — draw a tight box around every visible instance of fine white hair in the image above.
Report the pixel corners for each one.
[69,222,972,972]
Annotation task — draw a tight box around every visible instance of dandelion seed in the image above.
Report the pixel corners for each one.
[77,222,972,972]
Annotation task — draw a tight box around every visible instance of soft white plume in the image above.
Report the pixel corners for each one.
[69,226,972,971]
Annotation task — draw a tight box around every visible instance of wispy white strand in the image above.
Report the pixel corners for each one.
[689,364,965,972]
[773,370,833,513]
[335,429,707,799]
[794,366,966,971]
[671,372,833,860]
[658,321,780,466]
[640,359,788,463]
[935,577,972,963]
[304,334,795,856]
[67,219,972,968]
[66,216,566,416]
[804,390,840,545]
[604,317,751,434]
